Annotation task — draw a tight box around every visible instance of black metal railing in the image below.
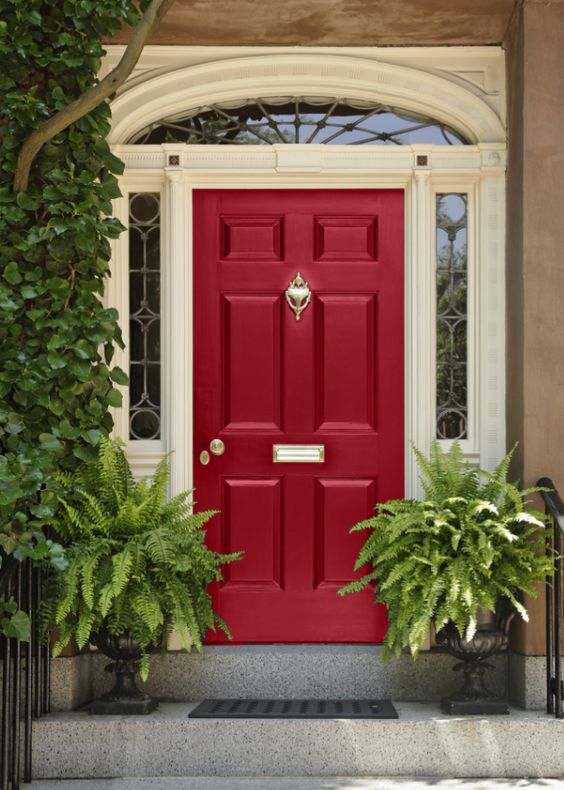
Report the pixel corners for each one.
[538,477,564,718]
[0,555,49,790]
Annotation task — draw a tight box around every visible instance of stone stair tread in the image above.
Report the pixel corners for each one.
[33,702,564,780]
[28,779,564,790]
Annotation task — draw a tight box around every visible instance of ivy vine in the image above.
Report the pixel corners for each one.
[0,0,173,633]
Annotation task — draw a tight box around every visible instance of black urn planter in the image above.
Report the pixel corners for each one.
[89,629,158,715]
[435,606,515,715]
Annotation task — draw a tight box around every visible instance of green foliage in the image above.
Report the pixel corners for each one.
[40,439,242,679]
[1,596,31,640]
[0,0,153,629]
[339,441,553,661]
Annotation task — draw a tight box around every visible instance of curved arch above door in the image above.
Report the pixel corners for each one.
[108,53,506,145]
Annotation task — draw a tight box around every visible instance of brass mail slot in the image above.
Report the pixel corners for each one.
[272,444,325,463]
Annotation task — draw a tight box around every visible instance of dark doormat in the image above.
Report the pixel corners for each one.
[189,699,398,719]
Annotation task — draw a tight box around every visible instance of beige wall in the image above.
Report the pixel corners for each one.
[108,0,515,46]
[506,0,564,655]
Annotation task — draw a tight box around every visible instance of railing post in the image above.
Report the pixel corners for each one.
[24,560,33,784]
[555,525,562,718]
[0,555,47,788]
[11,564,22,788]
[546,511,554,714]
[33,566,42,722]
[1,595,12,790]
[537,477,564,719]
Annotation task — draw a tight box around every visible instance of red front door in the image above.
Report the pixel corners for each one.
[194,189,404,643]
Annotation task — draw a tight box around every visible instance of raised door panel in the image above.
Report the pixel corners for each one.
[315,295,377,431]
[222,295,282,431]
[221,216,283,261]
[314,216,377,262]
[222,478,282,588]
[314,478,376,589]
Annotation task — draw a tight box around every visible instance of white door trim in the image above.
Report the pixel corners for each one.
[107,143,506,498]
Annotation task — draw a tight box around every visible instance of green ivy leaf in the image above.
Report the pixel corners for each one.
[110,366,128,385]
[73,444,98,463]
[83,428,101,446]
[16,192,41,211]
[74,339,94,359]
[39,433,62,451]
[21,285,38,299]
[1,609,31,642]
[106,388,123,408]
[3,261,22,285]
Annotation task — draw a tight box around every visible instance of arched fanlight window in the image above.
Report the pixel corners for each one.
[127,97,469,146]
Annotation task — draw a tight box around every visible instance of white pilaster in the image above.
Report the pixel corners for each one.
[164,162,191,496]
[478,158,506,472]
[407,166,434,498]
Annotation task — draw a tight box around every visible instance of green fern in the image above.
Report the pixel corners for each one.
[40,438,242,675]
[339,440,554,661]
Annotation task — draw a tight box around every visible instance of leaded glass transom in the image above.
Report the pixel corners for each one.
[436,193,468,441]
[129,192,161,441]
[128,97,468,146]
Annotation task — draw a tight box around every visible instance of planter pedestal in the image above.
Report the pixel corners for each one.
[436,609,513,715]
[89,630,158,715]
[440,660,509,714]
[441,698,509,715]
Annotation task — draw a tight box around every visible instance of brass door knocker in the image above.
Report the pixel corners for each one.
[285,273,311,321]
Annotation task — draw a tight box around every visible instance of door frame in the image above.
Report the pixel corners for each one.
[107,143,506,498]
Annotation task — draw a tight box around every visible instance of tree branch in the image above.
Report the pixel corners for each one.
[13,0,176,193]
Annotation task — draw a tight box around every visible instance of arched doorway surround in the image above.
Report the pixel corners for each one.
[105,50,507,499]
[108,54,505,145]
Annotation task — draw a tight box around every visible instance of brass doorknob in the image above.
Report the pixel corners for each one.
[209,438,225,456]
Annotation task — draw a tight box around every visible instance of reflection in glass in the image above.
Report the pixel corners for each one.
[129,193,161,440]
[128,97,468,146]
[436,193,468,440]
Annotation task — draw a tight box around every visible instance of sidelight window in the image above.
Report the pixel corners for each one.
[435,193,468,441]
[128,192,161,441]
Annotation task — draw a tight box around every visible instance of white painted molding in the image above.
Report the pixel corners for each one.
[112,148,506,495]
[113,144,505,175]
[407,168,434,498]
[102,45,506,126]
[127,443,166,479]
[106,49,507,492]
[107,53,506,146]
[478,172,506,472]
[164,165,192,496]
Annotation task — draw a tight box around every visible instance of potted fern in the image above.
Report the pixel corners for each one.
[339,441,553,714]
[41,438,241,714]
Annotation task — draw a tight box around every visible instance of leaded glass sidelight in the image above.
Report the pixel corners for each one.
[436,193,468,440]
[128,193,161,440]
[128,97,468,146]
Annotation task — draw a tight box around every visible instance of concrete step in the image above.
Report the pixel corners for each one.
[33,702,564,780]
[50,646,508,711]
[28,779,564,789]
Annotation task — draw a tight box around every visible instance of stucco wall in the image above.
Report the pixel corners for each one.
[506,0,564,655]
[108,0,515,47]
